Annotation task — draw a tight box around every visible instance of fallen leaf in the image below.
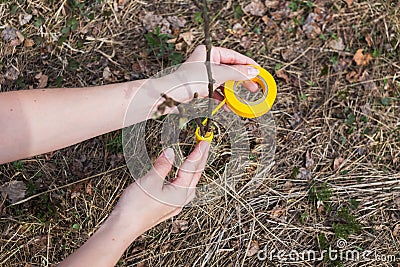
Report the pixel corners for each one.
[141,12,163,31]
[344,0,354,7]
[270,10,284,20]
[103,67,113,82]
[175,42,183,51]
[1,27,18,42]
[261,15,270,25]
[353,48,373,66]
[0,181,26,204]
[302,13,321,39]
[19,13,32,26]
[329,37,345,51]
[35,72,48,88]
[240,36,251,49]
[364,34,373,47]
[306,150,314,169]
[393,224,400,237]
[276,69,289,83]
[171,220,189,234]
[243,0,266,17]
[264,0,280,9]
[269,206,286,219]
[346,71,358,83]
[296,167,312,181]
[360,103,371,116]
[232,23,245,36]
[246,240,259,257]
[333,157,346,171]
[395,197,400,209]
[24,38,34,47]
[317,200,325,214]
[359,71,377,91]
[167,16,186,29]
[180,31,194,46]
[117,0,126,7]
[85,181,93,196]
[2,27,25,47]
[282,181,294,192]
[4,67,20,81]
[136,262,147,267]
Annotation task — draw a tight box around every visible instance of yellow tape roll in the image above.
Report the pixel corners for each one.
[223,65,277,118]
[195,64,277,142]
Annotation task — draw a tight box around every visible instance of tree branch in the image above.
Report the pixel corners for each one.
[202,0,214,134]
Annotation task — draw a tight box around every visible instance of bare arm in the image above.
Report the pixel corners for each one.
[0,46,259,164]
[0,80,151,164]
[59,142,210,267]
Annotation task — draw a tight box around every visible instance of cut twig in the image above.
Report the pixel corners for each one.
[201,0,214,134]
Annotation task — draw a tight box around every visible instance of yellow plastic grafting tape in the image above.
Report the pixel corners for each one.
[195,65,277,143]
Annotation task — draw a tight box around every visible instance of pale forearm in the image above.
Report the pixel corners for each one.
[0,79,155,164]
[59,211,141,267]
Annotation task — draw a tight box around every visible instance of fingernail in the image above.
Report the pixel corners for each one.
[248,66,259,76]
[163,148,175,162]
[199,141,210,152]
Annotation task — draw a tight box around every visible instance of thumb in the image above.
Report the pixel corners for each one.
[212,64,259,85]
[149,148,175,184]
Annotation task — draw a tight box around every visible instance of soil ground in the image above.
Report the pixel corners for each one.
[0,0,399,266]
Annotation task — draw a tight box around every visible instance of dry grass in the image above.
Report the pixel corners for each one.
[0,0,399,266]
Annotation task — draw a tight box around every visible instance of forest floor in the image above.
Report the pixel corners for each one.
[0,0,399,266]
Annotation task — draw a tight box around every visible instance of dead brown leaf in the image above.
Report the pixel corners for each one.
[353,49,373,66]
[246,240,260,257]
[393,224,400,237]
[333,157,346,171]
[346,71,359,83]
[364,34,373,47]
[232,23,246,37]
[24,38,34,47]
[282,181,294,192]
[329,37,345,51]
[303,13,321,39]
[103,67,113,82]
[167,16,186,29]
[180,31,194,46]
[0,181,26,204]
[141,12,163,31]
[296,167,312,182]
[276,69,289,83]
[85,181,93,196]
[359,70,377,91]
[344,0,354,7]
[395,197,400,209]
[240,36,251,49]
[2,27,25,47]
[269,206,286,219]
[306,150,314,169]
[317,200,325,214]
[264,0,280,9]
[19,13,32,26]
[243,0,266,16]
[171,220,189,234]
[4,67,20,81]
[35,72,48,89]
[175,42,183,51]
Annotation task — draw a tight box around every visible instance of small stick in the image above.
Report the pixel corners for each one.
[193,92,205,136]
[202,0,214,134]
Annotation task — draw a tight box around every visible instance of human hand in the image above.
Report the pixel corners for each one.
[157,45,261,104]
[110,141,210,237]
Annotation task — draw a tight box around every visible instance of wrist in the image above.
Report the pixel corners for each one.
[104,210,143,243]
